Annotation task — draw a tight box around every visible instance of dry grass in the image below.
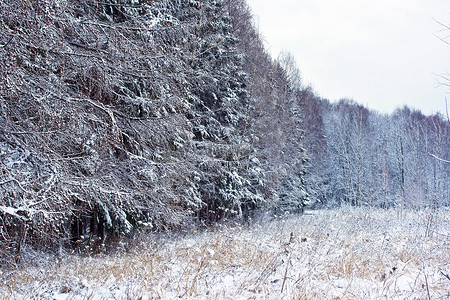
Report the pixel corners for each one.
[1,207,449,299]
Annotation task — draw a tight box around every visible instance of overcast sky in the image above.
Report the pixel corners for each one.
[246,0,450,116]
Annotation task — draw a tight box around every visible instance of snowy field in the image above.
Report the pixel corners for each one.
[1,207,449,299]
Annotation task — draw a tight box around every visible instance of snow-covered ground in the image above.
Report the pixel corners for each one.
[1,207,449,299]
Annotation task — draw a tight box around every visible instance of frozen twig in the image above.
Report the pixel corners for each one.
[423,264,431,300]
[429,153,450,164]
[440,271,450,281]
[281,232,294,293]
[280,255,290,293]
[428,229,450,238]
[0,34,15,48]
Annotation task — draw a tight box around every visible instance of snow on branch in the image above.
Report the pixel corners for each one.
[429,153,450,164]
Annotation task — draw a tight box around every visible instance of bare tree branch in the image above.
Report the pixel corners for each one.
[429,153,450,164]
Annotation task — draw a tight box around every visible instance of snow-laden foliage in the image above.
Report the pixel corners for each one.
[0,0,309,262]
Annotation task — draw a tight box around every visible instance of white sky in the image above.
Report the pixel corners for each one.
[246,0,450,116]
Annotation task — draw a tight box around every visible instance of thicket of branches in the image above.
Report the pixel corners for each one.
[302,99,450,209]
[0,0,308,264]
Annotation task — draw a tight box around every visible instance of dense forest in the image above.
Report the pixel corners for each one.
[1,0,449,264]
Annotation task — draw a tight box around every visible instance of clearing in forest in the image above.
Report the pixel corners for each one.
[1,207,449,299]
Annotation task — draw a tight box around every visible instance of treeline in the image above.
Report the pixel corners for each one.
[0,0,307,262]
[302,95,450,209]
[0,0,448,264]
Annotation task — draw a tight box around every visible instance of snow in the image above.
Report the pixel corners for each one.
[1,207,449,299]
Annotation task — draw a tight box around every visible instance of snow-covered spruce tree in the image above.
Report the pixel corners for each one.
[176,0,264,222]
[232,17,310,214]
[295,88,330,207]
[272,67,310,214]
